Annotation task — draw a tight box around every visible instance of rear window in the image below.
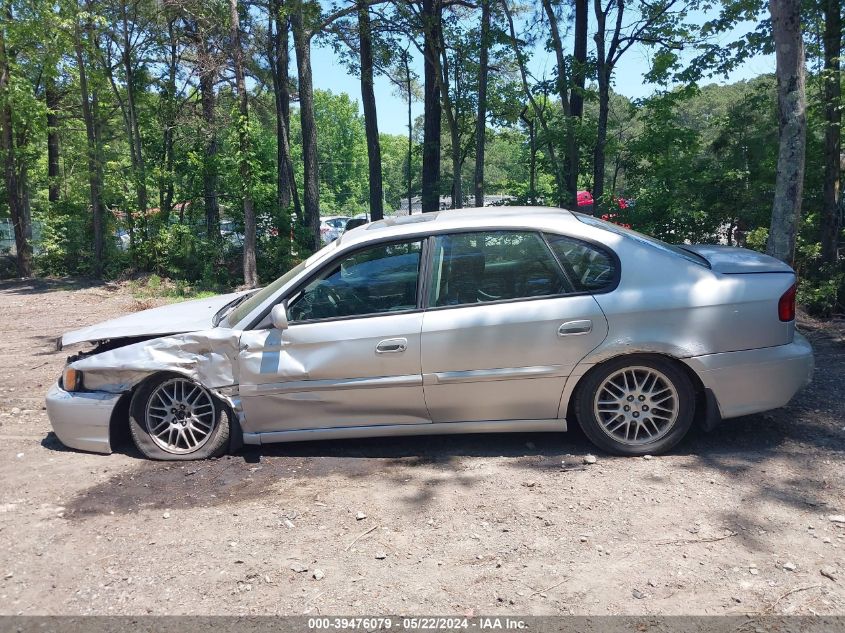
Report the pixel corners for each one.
[574,212,710,268]
[545,234,617,292]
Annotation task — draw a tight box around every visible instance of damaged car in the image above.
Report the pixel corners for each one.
[46,207,814,460]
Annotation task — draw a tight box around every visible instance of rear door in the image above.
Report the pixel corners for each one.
[420,230,610,423]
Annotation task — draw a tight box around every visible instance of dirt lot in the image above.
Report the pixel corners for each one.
[0,278,843,616]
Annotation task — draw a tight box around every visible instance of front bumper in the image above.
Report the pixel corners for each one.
[45,382,122,454]
[683,332,814,420]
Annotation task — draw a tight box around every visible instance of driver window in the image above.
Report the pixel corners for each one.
[287,240,423,322]
[428,231,569,307]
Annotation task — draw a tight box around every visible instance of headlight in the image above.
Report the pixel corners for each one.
[62,366,82,392]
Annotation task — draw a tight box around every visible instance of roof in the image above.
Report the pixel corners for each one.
[338,206,580,248]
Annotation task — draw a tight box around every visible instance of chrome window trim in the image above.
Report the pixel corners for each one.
[242,224,622,330]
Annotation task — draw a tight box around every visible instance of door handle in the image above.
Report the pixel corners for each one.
[376,338,408,354]
[558,320,592,336]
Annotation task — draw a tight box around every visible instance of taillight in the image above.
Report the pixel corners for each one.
[778,283,797,322]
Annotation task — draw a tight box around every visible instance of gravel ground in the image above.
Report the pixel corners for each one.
[0,278,843,616]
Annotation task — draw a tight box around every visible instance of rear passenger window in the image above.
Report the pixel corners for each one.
[429,231,569,307]
[545,233,616,292]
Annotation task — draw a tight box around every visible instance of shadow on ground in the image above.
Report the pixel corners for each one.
[58,321,844,532]
[0,277,107,294]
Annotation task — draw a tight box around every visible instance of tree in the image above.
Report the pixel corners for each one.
[358,1,384,219]
[473,0,490,207]
[183,7,225,242]
[291,1,321,249]
[592,0,690,211]
[228,0,257,287]
[820,0,841,264]
[73,1,105,277]
[767,0,806,264]
[0,0,32,276]
[501,0,566,202]
[541,0,575,206]
[420,0,442,212]
[290,0,366,246]
[268,0,302,224]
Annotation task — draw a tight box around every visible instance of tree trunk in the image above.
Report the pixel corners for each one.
[541,0,575,207]
[269,0,302,224]
[502,0,565,200]
[292,4,321,249]
[473,0,490,208]
[821,0,841,264]
[16,126,32,252]
[199,53,220,242]
[437,43,462,208]
[405,50,413,214]
[230,0,257,287]
[160,17,177,221]
[0,19,32,277]
[421,0,441,212]
[767,0,806,265]
[572,0,587,119]
[520,108,536,205]
[358,2,384,220]
[591,0,612,212]
[74,23,104,277]
[122,4,147,218]
[46,75,60,204]
[159,18,179,222]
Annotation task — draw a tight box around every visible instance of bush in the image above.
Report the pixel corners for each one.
[35,201,96,276]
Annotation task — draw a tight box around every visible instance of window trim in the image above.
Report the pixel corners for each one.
[246,225,622,329]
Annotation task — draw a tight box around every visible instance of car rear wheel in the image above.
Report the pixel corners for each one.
[129,373,230,460]
[574,356,695,456]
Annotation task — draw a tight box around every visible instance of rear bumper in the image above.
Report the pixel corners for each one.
[683,333,814,420]
[45,383,121,454]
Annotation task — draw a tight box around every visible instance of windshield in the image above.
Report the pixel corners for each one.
[574,212,710,268]
[224,260,308,327]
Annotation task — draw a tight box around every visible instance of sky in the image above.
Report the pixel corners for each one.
[306,7,774,136]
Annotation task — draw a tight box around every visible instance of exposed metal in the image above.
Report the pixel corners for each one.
[46,206,815,456]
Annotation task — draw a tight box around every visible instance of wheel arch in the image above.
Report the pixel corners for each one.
[108,370,243,454]
[561,351,716,431]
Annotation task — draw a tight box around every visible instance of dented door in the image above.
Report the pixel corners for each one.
[236,238,429,434]
[237,313,428,433]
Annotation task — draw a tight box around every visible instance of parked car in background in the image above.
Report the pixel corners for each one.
[344,215,369,232]
[320,216,351,244]
[114,213,243,251]
[47,206,813,460]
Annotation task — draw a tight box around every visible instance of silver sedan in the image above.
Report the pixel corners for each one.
[46,207,814,459]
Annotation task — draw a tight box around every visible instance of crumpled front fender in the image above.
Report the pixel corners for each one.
[70,329,242,393]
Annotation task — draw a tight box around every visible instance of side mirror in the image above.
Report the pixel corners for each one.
[270,303,289,330]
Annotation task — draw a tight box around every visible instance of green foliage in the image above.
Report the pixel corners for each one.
[745,227,769,252]
[34,201,97,277]
[1,0,841,323]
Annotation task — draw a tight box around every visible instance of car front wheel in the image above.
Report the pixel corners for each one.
[129,373,230,460]
[574,356,695,456]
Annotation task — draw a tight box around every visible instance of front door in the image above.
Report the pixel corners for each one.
[238,239,429,434]
[420,230,610,423]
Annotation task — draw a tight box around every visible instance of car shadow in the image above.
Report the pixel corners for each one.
[60,320,844,530]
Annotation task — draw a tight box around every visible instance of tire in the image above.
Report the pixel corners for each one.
[129,373,231,461]
[574,356,695,456]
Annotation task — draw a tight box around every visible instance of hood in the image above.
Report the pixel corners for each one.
[61,291,247,348]
[681,245,795,275]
